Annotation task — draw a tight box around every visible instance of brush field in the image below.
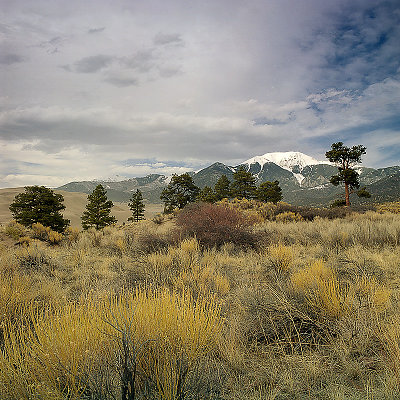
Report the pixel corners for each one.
[1,201,400,399]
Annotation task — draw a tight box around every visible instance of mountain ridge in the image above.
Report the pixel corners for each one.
[56,152,400,207]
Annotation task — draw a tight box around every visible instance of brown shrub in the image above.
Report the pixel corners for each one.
[176,202,256,249]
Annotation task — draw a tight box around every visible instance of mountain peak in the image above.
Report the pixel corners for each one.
[243,151,330,172]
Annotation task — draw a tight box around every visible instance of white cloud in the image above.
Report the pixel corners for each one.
[0,0,399,187]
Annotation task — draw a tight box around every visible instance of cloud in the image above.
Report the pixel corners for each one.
[252,117,287,126]
[62,47,182,84]
[313,1,400,90]
[0,53,25,65]
[104,75,138,87]
[88,27,105,34]
[158,66,182,78]
[121,50,156,73]
[73,54,115,73]
[1,0,399,189]
[153,32,183,46]
[38,36,68,54]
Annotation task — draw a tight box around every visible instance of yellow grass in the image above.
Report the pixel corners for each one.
[1,211,400,398]
[0,289,222,399]
[291,260,350,318]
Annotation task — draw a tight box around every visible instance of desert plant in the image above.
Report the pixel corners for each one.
[4,221,28,240]
[177,202,255,248]
[291,260,351,319]
[267,244,294,273]
[0,289,222,400]
[275,211,303,223]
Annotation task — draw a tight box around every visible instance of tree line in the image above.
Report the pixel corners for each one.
[9,142,370,231]
[160,166,282,213]
[9,185,146,232]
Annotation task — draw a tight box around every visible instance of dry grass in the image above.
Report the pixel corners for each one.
[1,210,400,399]
[0,289,222,399]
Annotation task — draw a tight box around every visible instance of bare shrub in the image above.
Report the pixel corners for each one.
[177,202,255,248]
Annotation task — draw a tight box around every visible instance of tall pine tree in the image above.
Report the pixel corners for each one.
[81,184,117,230]
[198,186,216,203]
[214,175,231,201]
[230,166,257,199]
[325,142,370,206]
[256,181,282,203]
[160,173,200,213]
[128,189,145,222]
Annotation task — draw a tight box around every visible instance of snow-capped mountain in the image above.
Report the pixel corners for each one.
[243,152,332,185]
[93,175,129,183]
[57,151,400,206]
[243,152,330,171]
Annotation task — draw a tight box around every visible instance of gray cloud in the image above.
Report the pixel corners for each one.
[121,50,156,73]
[38,36,68,54]
[88,27,105,34]
[158,66,182,78]
[73,54,115,73]
[253,117,290,126]
[153,32,183,46]
[104,75,138,87]
[0,53,25,65]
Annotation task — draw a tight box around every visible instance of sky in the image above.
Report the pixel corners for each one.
[1,0,399,188]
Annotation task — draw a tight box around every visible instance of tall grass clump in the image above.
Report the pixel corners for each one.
[291,260,351,319]
[4,221,28,240]
[146,238,230,297]
[0,288,222,400]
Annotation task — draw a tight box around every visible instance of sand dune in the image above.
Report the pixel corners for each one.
[0,188,163,228]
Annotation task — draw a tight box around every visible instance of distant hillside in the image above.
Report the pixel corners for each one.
[57,174,169,203]
[56,151,400,207]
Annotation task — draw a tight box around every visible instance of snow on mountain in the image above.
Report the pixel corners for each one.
[244,152,329,171]
[243,152,331,185]
[93,175,129,183]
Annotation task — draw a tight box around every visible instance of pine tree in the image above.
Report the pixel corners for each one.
[198,186,216,203]
[325,142,370,206]
[230,166,257,199]
[160,173,200,213]
[257,180,282,203]
[81,184,117,230]
[128,189,145,222]
[9,186,69,232]
[214,175,231,201]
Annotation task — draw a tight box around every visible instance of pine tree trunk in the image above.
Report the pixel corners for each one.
[344,182,350,206]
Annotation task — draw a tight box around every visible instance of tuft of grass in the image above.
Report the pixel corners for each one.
[4,221,28,240]
[267,244,294,273]
[291,260,351,319]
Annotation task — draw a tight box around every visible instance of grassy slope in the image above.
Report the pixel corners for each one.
[0,188,163,227]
